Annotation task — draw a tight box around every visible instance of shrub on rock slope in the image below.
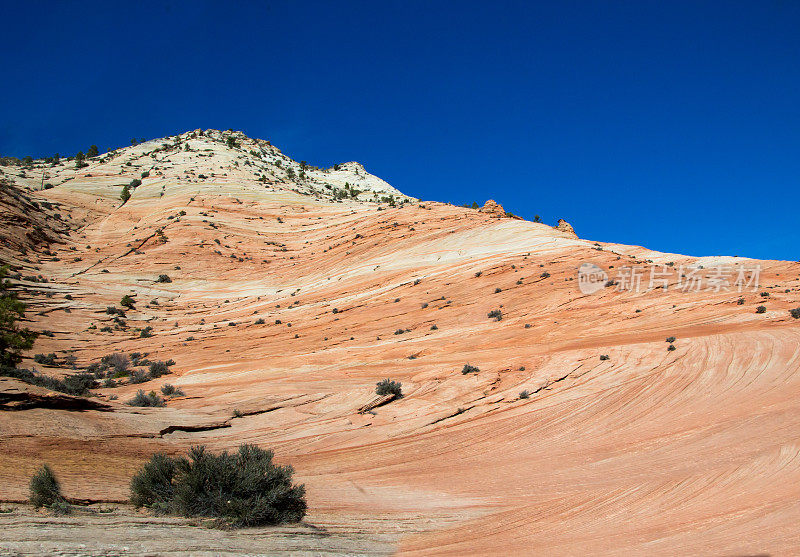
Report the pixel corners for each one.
[130,444,306,527]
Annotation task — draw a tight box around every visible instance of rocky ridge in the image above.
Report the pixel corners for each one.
[0,131,799,555]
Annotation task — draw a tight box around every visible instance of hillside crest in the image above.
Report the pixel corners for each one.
[3,128,414,205]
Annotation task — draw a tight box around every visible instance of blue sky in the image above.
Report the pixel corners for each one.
[2,1,798,260]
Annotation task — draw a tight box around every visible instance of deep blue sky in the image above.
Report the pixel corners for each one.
[2,1,798,260]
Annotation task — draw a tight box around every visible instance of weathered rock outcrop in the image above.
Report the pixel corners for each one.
[479,199,506,217]
[0,378,111,411]
[0,179,69,261]
[555,218,577,237]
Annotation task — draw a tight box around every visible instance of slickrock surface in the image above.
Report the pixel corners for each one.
[1,129,800,555]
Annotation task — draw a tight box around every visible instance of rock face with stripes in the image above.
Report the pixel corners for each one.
[0,130,799,555]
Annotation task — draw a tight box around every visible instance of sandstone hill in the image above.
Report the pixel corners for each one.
[1,130,800,555]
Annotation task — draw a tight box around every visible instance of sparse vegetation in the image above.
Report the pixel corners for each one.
[161,384,184,397]
[488,309,503,321]
[0,366,95,395]
[104,353,130,376]
[600,355,610,361]
[129,444,306,527]
[74,151,87,169]
[120,295,135,309]
[0,266,38,368]
[666,336,676,343]
[462,364,479,374]
[33,353,57,366]
[127,390,165,407]
[157,274,172,283]
[130,370,149,384]
[128,453,176,513]
[47,499,72,515]
[61,372,96,394]
[756,305,767,314]
[519,390,530,399]
[149,360,171,378]
[29,465,66,510]
[375,378,403,397]
[790,308,800,319]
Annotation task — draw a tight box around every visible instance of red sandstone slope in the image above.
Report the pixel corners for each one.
[1,130,800,555]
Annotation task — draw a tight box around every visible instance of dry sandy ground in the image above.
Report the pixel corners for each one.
[0,505,401,556]
[1,130,800,555]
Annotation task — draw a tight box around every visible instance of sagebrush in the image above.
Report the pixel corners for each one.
[29,464,66,510]
[375,378,402,397]
[130,444,306,527]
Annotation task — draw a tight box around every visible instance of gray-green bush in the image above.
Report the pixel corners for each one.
[462,364,479,374]
[129,444,306,527]
[487,309,502,321]
[161,384,184,397]
[127,390,165,407]
[375,378,402,397]
[29,464,66,509]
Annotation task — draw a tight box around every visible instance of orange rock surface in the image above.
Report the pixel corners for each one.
[1,130,800,555]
